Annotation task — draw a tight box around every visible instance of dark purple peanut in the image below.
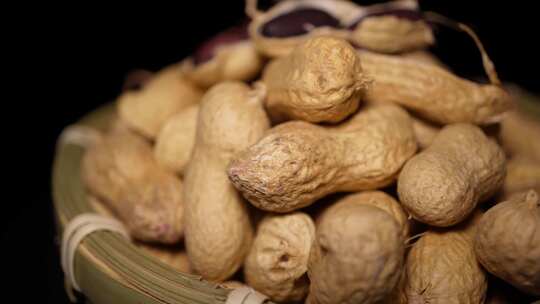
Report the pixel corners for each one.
[261,8,341,38]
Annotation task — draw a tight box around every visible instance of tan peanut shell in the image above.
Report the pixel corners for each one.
[182,41,263,88]
[183,82,270,282]
[117,64,203,139]
[228,104,417,213]
[411,115,440,149]
[502,157,540,198]
[335,191,410,238]
[405,224,488,304]
[351,14,434,53]
[398,123,506,227]
[359,50,512,125]
[154,104,199,175]
[81,131,184,244]
[500,110,540,162]
[262,36,370,123]
[307,203,404,304]
[136,242,193,274]
[244,212,315,302]
[474,190,540,296]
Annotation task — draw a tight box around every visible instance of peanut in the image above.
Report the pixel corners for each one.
[118,64,203,139]
[351,13,434,53]
[502,157,540,199]
[244,212,315,303]
[228,104,416,213]
[475,190,540,296]
[405,219,488,304]
[81,130,184,244]
[398,123,506,226]
[411,116,440,149]
[334,191,410,238]
[500,110,540,162]
[183,82,270,282]
[262,36,370,123]
[307,202,404,304]
[154,104,199,175]
[359,50,512,125]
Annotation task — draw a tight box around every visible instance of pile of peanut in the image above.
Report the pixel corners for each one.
[81,1,540,303]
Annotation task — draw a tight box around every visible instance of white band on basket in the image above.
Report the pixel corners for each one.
[225,287,269,304]
[58,125,101,148]
[61,213,129,293]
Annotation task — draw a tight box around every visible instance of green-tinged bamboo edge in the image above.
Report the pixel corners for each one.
[52,103,237,304]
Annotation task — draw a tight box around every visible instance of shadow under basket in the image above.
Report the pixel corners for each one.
[52,86,540,304]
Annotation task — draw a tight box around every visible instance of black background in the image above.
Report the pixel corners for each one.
[4,1,539,302]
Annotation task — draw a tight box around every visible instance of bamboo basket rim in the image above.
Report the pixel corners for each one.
[52,85,540,304]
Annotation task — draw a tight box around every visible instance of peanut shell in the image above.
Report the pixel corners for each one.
[244,212,315,303]
[475,190,540,296]
[405,224,488,304]
[262,36,369,123]
[359,50,512,125]
[351,14,433,53]
[398,123,506,226]
[334,191,410,238]
[183,82,270,282]
[228,104,416,212]
[154,104,199,175]
[117,64,203,139]
[500,110,540,162]
[81,131,184,243]
[307,203,404,304]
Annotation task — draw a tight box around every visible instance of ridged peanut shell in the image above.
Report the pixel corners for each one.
[228,104,417,212]
[398,123,506,226]
[307,203,404,304]
[262,36,370,123]
[475,190,540,295]
[405,228,488,304]
[183,82,270,282]
[244,212,315,302]
[81,131,184,243]
[359,50,512,125]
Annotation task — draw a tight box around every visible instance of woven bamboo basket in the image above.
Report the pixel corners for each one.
[52,86,540,304]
